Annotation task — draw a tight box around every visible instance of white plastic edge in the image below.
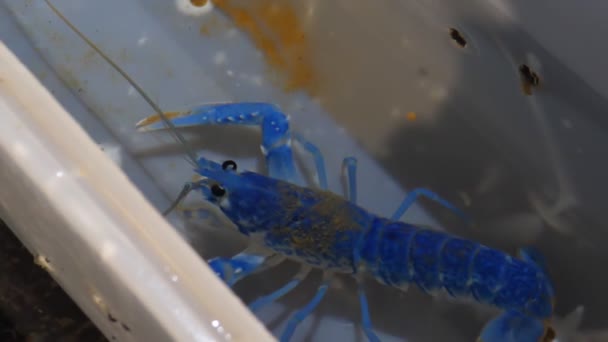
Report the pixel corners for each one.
[0,42,275,342]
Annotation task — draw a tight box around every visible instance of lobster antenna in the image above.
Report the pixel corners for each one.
[44,0,199,168]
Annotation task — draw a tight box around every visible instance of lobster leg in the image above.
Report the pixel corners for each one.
[345,159,380,341]
[390,188,470,224]
[342,157,358,203]
[347,155,366,267]
[356,277,380,342]
[136,102,301,184]
[248,265,312,312]
[280,271,332,342]
[208,248,283,287]
[518,247,550,276]
[293,133,328,189]
[478,310,546,342]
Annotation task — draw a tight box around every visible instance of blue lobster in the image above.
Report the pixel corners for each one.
[136,102,558,342]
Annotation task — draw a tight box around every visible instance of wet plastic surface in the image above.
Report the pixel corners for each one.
[2,0,608,341]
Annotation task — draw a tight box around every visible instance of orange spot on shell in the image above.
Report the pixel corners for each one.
[211,0,317,94]
[406,112,417,121]
[190,0,208,7]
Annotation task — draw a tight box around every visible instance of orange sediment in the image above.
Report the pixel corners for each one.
[190,0,208,7]
[210,0,317,94]
[406,112,417,122]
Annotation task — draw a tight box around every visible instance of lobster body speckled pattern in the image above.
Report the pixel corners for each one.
[216,170,553,319]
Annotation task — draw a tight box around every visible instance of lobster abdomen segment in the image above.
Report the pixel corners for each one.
[361,219,553,318]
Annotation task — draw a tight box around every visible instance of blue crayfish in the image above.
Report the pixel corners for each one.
[135,103,560,342]
[45,1,580,339]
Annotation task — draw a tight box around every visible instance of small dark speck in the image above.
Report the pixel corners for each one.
[519,64,540,86]
[121,323,131,332]
[44,257,50,263]
[519,64,540,95]
[449,28,467,48]
[111,336,117,340]
[107,314,117,323]
[77,88,83,93]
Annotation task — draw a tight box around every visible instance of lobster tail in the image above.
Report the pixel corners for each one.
[478,310,550,342]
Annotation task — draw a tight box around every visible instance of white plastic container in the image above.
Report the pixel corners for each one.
[1,0,606,341]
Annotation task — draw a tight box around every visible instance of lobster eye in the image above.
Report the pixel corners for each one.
[211,184,226,197]
[222,160,237,171]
